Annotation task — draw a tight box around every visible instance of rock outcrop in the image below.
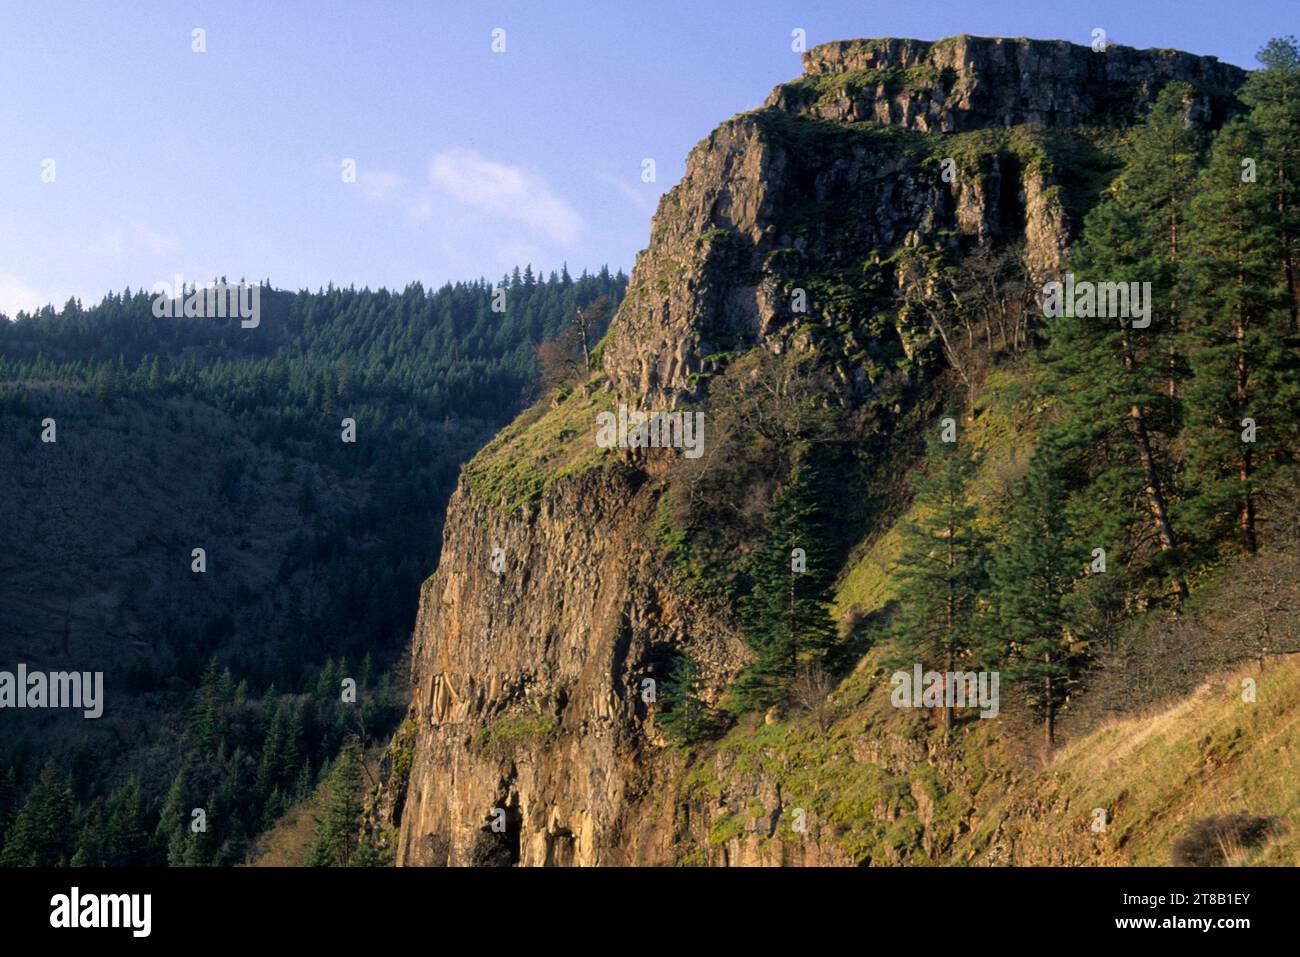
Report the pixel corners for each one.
[394,37,1248,866]
[774,36,1243,131]
[398,468,724,865]
[599,36,1241,406]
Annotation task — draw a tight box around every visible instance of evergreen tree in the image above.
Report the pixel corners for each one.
[889,430,987,741]
[0,761,75,866]
[191,657,224,750]
[1183,117,1300,554]
[1240,37,1300,334]
[105,776,150,866]
[1041,87,1201,605]
[656,652,716,745]
[308,741,364,867]
[180,790,220,867]
[294,759,314,803]
[71,800,110,867]
[1114,82,1205,404]
[986,456,1091,748]
[255,701,291,800]
[154,770,189,866]
[733,458,837,713]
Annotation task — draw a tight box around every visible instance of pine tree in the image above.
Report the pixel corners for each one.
[71,800,110,867]
[1180,37,1300,556]
[309,741,364,867]
[294,759,314,802]
[1041,87,1201,605]
[191,657,224,750]
[656,652,716,745]
[105,776,150,866]
[1115,82,1205,403]
[1183,117,1300,555]
[180,790,220,867]
[255,701,291,801]
[733,458,837,714]
[1240,37,1300,334]
[315,658,339,701]
[0,761,75,866]
[154,770,188,866]
[889,430,987,741]
[987,455,1091,748]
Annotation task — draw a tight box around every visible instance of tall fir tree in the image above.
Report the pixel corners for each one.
[1183,115,1300,555]
[71,800,111,867]
[255,701,292,800]
[1240,37,1300,334]
[154,770,189,866]
[1115,82,1205,405]
[1041,86,1204,606]
[986,454,1091,748]
[656,652,717,745]
[0,761,75,867]
[732,458,837,714]
[104,776,150,867]
[889,428,987,741]
[180,789,221,867]
[309,741,365,867]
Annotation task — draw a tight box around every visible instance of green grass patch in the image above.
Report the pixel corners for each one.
[476,708,559,758]
[464,378,620,514]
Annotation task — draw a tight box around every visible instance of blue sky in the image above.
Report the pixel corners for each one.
[0,0,1293,316]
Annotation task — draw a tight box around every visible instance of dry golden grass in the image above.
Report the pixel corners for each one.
[243,792,327,867]
[1022,655,1300,864]
[243,752,384,867]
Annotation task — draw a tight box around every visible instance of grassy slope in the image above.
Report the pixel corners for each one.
[683,643,1299,866]
[462,376,620,515]
[834,362,1042,620]
[959,655,1300,866]
[682,360,1298,866]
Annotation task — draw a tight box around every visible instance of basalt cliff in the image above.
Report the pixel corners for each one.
[387,37,1300,868]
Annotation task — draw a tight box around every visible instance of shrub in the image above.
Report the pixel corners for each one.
[1171,813,1279,866]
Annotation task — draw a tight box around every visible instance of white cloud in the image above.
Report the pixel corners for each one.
[407,190,435,223]
[428,148,583,245]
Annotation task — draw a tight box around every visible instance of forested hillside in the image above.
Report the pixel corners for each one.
[0,266,625,865]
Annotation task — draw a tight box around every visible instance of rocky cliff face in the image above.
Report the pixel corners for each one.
[599,35,1242,406]
[396,465,744,865]
[394,37,1247,866]
[774,36,1243,131]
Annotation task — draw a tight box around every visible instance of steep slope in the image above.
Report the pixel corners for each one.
[668,369,1300,866]
[394,36,1251,866]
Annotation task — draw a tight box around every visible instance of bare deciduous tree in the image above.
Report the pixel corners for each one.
[572,295,610,371]
[790,661,836,732]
